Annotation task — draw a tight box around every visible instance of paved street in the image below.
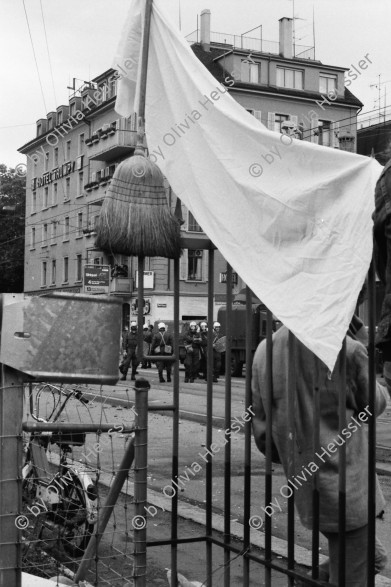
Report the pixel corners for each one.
[72,366,391,584]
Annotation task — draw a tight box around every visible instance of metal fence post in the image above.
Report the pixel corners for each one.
[133,378,150,587]
[0,365,23,587]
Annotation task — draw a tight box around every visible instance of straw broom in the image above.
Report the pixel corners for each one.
[95,0,181,259]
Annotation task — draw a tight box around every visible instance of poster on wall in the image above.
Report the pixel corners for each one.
[135,271,154,289]
[84,264,110,294]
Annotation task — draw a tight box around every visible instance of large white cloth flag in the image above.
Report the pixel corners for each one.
[113,0,382,371]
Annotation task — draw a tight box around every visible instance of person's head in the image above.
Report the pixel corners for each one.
[158,322,166,332]
[189,321,197,332]
[123,325,129,331]
[143,324,148,331]
[199,321,207,332]
[130,321,137,332]
[213,321,221,331]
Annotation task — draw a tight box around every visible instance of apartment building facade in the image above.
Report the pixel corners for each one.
[19,12,362,328]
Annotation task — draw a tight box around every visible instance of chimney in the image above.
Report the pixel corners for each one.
[200,9,211,52]
[279,17,293,59]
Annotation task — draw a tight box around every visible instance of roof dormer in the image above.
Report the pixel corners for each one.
[36,118,47,137]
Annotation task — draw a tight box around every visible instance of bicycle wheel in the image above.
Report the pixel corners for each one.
[34,383,61,422]
[53,472,94,557]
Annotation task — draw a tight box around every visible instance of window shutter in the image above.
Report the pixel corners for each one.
[130,113,137,131]
[203,250,209,282]
[253,110,262,124]
[310,115,319,144]
[267,112,275,131]
[180,250,188,280]
[331,121,340,148]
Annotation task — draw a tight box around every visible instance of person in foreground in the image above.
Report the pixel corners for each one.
[251,323,388,586]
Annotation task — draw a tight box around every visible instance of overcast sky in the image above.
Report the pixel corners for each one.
[1,0,390,167]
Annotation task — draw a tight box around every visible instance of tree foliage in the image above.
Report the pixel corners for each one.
[0,164,26,292]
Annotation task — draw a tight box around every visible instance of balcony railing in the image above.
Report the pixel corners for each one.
[86,121,137,162]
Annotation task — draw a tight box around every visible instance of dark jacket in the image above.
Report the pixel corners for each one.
[184,330,202,358]
[151,331,173,355]
[143,331,153,345]
[124,330,138,355]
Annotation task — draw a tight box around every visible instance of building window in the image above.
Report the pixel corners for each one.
[54,147,58,167]
[43,187,49,209]
[318,120,332,147]
[63,257,69,283]
[76,254,82,281]
[65,177,70,200]
[188,211,202,232]
[78,172,84,195]
[64,216,70,240]
[90,214,100,234]
[57,111,63,125]
[319,74,337,95]
[52,183,58,206]
[51,260,56,285]
[276,67,303,89]
[48,117,53,130]
[37,124,42,137]
[70,102,76,116]
[31,227,36,249]
[78,133,85,154]
[44,151,49,172]
[41,261,47,286]
[42,223,48,247]
[187,249,203,281]
[51,221,57,245]
[274,113,290,133]
[77,212,83,237]
[31,191,37,214]
[240,61,261,84]
[66,140,71,161]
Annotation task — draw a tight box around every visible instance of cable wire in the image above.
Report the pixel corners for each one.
[22,0,48,113]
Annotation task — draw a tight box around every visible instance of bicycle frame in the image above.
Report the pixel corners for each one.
[22,384,99,555]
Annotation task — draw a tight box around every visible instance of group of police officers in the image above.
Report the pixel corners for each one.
[120,321,224,384]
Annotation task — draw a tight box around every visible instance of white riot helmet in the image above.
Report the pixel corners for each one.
[199,321,207,331]
[130,321,137,329]
[190,321,197,329]
[213,321,221,328]
[143,324,148,330]
[158,322,166,330]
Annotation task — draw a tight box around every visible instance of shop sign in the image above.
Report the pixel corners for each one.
[84,264,110,294]
[31,161,76,190]
[219,271,238,284]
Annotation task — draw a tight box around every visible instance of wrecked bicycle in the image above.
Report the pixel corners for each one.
[20,383,98,557]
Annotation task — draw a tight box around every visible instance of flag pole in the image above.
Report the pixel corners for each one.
[135,0,154,155]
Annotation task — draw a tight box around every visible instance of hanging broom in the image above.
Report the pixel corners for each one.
[95,0,181,259]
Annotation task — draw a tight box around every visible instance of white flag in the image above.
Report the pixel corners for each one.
[113,0,382,371]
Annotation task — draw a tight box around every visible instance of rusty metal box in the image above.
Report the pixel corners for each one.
[0,293,122,383]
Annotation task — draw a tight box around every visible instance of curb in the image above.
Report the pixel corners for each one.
[84,390,391,477]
